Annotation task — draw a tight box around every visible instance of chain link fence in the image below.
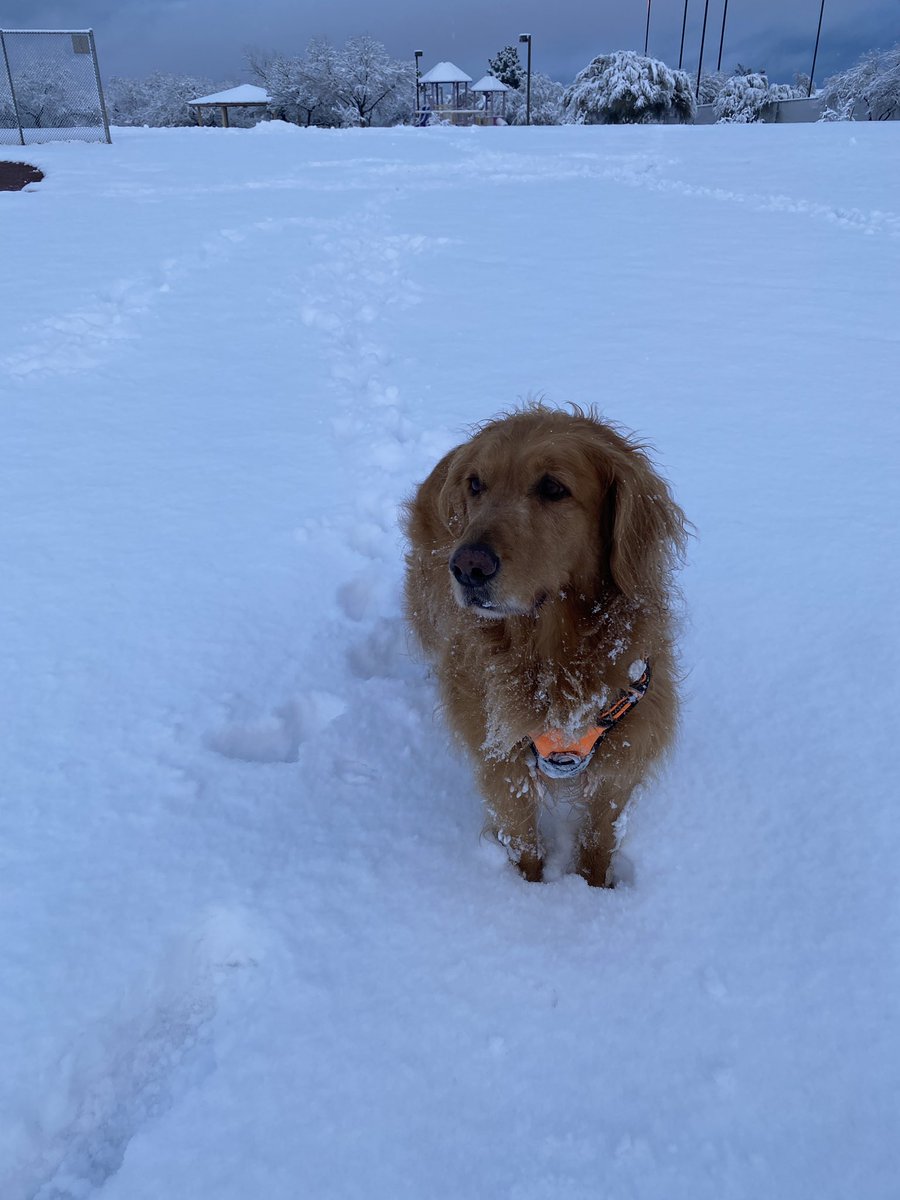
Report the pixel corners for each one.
[0,29,111,145]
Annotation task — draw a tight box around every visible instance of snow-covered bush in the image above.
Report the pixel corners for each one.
[712,71,808,123]
[563,51,695,125]
[820,43,900,120]
[714,71,771,122]
[506,73,566,125]
[695,70,727,106]
[767,82,802,103]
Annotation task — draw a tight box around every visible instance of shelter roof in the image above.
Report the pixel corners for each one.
[419,62,472,84]
[472,75,512,92]
[190,84,270,106]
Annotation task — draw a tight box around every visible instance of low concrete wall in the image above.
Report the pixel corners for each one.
[695,96,824,125]
[769,96,824,123]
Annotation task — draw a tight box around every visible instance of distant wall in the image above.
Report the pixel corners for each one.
[694,96,824,125]
[848,100,900,120]
[768,97,825,123]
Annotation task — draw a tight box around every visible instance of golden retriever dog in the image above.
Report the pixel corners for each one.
[403,405,687,886]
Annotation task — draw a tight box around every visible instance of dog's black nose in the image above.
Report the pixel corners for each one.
[450,543,500,588]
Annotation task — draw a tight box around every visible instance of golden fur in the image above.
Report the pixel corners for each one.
[403,405,687,886]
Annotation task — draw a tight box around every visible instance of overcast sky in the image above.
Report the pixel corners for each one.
[4,0,898,86]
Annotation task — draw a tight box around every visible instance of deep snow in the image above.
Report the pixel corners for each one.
[1,121,898,1200]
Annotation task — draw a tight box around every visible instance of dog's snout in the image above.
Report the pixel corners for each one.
[450,542,500,588]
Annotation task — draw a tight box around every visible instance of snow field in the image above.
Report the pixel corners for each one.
[1,121,898,1199]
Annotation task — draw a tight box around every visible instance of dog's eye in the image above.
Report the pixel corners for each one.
[468,476,485,497]
[536,475,570,501]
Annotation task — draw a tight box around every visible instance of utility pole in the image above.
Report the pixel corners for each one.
[716,0,729,73]
[644,0,652,56]
[678,0,690,70]
[695,0,711,101]
[808,0,826,97]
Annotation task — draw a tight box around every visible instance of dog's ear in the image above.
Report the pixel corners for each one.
[601,441,687,604]
[402,445,464,547]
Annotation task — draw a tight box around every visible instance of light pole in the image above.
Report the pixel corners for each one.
[644,0,652,56]
[414,50,423,113]
[678,0,689,69]
[695,0,711,101]
[808,0,825,97]
[518,33,532,125]
[716,0,729,72]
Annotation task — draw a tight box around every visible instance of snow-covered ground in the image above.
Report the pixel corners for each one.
[2,121,898,1199]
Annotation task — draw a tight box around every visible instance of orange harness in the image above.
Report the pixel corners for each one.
[529,663,651,779]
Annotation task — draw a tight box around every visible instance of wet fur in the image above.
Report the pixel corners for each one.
[403,406,687,886]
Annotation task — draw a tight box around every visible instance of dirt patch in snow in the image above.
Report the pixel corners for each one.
[0,160,44,191]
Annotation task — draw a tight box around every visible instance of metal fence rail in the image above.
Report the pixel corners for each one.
[0,29,111,145]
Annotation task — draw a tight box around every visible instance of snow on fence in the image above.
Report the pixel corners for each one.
[0,29,111,145]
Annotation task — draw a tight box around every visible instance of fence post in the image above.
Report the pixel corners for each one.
[0,31,25,146]
[87,29,111,143]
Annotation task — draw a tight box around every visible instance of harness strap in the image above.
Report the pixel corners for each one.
[530,662,651,779]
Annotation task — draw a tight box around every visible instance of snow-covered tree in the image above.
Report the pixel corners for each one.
[249,43,340,127]
[820,43,900,120]
[6,66,79,128]
[329,36,413,127]
[714,71,771,122]
[700,68,810,123]
[488,46,524,90]
[695,70,727,105]
[106,73,232,126]
[563,51,695,125]
[505,73,565,125]
[250,37,411,128]
[700,64,806,112]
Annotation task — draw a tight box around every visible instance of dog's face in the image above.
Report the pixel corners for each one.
[439,414,611,619]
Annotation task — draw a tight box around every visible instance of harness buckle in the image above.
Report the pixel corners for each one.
[533,747,597,779]
[529,661,652,781]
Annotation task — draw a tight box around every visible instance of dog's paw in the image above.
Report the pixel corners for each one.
[575,849,634,889]
[575,845,615,888]
[514,849,545,884]
[478,835,544,883]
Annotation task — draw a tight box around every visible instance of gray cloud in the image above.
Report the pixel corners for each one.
[5,0,898,86]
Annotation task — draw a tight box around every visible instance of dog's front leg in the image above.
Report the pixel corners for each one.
[576,777,636,888]
[478,755,544,883]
